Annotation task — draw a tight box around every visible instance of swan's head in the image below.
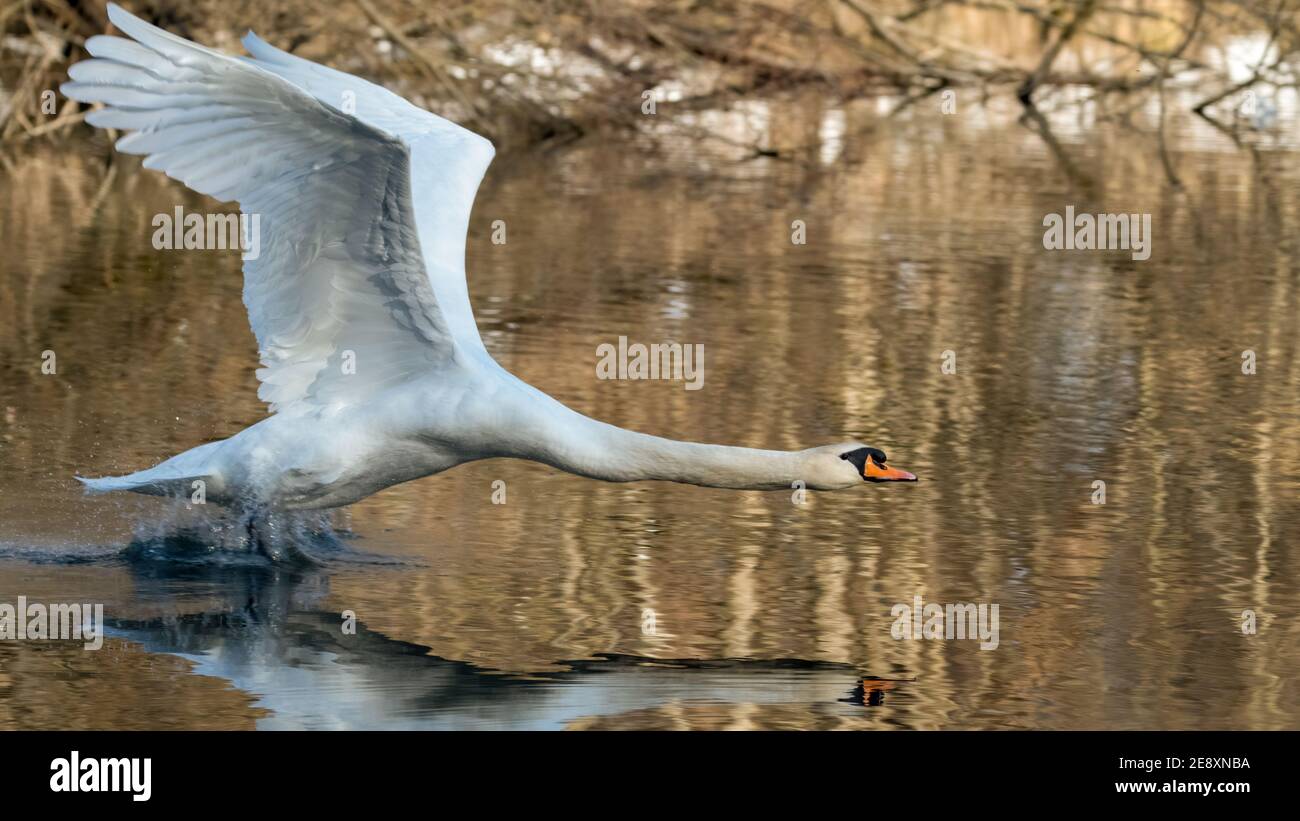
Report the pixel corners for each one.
[807,444,917,489]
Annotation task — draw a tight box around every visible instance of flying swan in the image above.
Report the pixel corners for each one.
[65,4,916,522]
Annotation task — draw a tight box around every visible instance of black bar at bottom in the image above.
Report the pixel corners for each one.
[0,730,1285,807]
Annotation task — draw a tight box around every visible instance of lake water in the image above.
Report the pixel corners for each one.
[1,94,1298,729]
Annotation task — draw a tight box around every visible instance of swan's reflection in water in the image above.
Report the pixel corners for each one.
[105,558,896,730]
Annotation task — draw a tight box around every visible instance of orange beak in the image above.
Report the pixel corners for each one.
[863,456,917,482]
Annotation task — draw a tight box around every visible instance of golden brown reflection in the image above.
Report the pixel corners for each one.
[1,96,1299,729]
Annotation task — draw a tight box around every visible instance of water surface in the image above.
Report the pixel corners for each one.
[1,96,1298,729]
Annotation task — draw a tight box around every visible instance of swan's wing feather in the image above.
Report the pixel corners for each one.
[237,29,495,353]
[62,4,494,413]
[238,29,449,142]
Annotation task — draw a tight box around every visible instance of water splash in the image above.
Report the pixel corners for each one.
[124,499,349,566]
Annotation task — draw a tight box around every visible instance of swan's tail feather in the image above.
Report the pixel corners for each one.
[76,472,203,497]
[78,441,224,499]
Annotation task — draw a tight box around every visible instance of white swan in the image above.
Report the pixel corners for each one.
[66,4,916,516]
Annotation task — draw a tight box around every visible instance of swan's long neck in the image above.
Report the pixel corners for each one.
[567,423,806,489]
[497,381,809,490]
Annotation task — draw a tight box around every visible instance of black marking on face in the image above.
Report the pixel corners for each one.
[840,447,887,475]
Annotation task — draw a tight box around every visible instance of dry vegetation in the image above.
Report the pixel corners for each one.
[0,0,1297,150]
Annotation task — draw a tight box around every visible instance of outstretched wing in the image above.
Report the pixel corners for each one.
[62,3,495,414]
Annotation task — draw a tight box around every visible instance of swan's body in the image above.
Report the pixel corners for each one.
[67,5,915,513]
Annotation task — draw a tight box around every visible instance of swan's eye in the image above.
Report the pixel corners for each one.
[840,447,887,472]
